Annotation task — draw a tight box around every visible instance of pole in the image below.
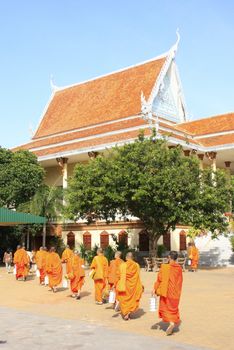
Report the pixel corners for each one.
[42,223,46,247]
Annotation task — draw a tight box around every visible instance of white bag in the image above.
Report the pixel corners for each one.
[149,297,157,312]
[44,275,49,285]
[62,278,68,289]
[108,290,116,304]
[13,265,16,275]
[188,259,191,266]
[36,269,40,278]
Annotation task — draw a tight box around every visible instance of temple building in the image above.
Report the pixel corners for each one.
[14,35,234,264]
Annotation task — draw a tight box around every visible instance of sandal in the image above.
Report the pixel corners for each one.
[166,322,175,336]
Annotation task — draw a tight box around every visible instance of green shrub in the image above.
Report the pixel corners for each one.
[157,244,167,258]
[104,245,115,262]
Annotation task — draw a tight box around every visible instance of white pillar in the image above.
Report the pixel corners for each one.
[62,159,68,189]
[197,154,204,170]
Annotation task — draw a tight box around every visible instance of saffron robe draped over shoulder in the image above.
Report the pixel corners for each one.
[35,250,47,283]
[61,248,74,273]
[108,258,124,287]
[46,252,63,288]
[90,255,109,302]
[116,260,143,316]
[13,249,29,279]
[154,262,183,324]
[67,255,85,293]
[189,246,199,270]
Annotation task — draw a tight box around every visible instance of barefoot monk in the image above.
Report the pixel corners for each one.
[152,251,183,336]
[46,247,63,292]
[116,252,143,320]
[90,248,108,304]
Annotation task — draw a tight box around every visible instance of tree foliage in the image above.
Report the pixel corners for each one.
[19,184,63,220]
[0,147,45,209]
[66,134,231,252]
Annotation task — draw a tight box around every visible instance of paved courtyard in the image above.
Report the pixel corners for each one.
[0,307,210,350]
[0,267,233,350]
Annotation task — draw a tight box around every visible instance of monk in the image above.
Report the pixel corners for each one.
[188,242,199,272]
[108,251,124,289]
[66,250,85,299]
[35,247,47,284]
[90,248,109,304]
[46,247,63,292]
[61,245,74,273]
[108,251,124,309]
[13,245,30,281]
[152,251,183,336]
[116,252,143,320]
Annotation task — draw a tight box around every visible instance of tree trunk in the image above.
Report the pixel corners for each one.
[42,223,46,247]
[149,233,160,257]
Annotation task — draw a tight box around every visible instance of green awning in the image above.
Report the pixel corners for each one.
[0,207,46,226]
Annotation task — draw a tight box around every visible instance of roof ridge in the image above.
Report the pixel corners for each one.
[54,52,169,92]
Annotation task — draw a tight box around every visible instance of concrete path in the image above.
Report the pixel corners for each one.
[0,307,210,350]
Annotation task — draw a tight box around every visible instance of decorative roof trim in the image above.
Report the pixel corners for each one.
[36,133,234,163]
[30,123,150,152]
[195,130,234,140]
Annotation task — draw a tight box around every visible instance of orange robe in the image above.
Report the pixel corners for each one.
[35,250,47,283]
[67,255,85,293]
[13,248,29,279]
[154,262,183,324]
[61,248,74,273]
[46,252,63,288]
[90,255,108,302]
[189,246,199,270]
[116,260,143,316]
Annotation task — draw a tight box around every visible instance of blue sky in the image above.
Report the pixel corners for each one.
[0,0,234,148]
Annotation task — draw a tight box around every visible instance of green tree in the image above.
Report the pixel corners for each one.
[19,184,63,246]
[66,134,231,255]
[0,148,45,208]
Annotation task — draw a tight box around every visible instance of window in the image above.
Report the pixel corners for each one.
[179,230,187,251]
[139,230,149,251]
[163,233,171,251]
[83,231,91,250]
[118,230,128,245]
[67,231,75,249]
[100,231,109,249]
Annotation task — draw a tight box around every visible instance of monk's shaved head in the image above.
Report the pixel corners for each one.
[169,251,178,261]
[39,246,43,251]
[50,247,56,252]
[126,252,134,260]
[115,251,122,258]
[97,248,103,255]
[17,245,21,250]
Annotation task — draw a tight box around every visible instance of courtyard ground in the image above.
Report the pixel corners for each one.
[0,266,233,350]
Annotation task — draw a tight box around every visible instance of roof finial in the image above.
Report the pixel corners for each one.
[170,28,180,58]
[50,74,58,92]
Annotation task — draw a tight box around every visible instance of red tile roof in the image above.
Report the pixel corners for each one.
[198,133,234,147]
[33,57,167,139]
[176,113,234,136]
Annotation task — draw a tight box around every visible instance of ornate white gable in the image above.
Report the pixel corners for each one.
[141,31,188,126]
[152,61,187,123]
